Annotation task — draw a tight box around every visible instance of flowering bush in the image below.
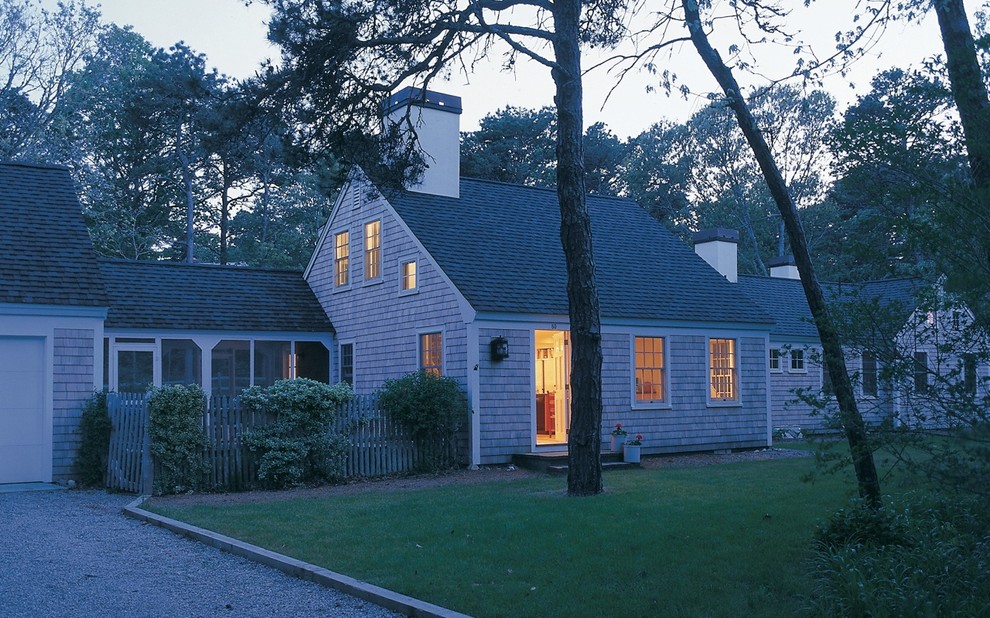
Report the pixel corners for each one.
[611,423,627,436]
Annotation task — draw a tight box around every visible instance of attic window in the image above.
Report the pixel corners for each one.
[364,220,381,281]
[401,259,417,292]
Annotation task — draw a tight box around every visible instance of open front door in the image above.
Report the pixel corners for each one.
[535,329,570,446]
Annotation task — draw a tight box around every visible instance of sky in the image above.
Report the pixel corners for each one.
[71,0,958,139]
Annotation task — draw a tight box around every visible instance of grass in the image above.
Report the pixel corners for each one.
[147,449,914,617]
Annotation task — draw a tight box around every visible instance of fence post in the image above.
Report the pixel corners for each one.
[140,395,153,495]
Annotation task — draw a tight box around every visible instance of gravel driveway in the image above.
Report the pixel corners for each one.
[0,488,399,618]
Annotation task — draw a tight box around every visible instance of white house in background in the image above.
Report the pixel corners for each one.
[304,87,775,467]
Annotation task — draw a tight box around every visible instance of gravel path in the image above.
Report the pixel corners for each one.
[0,489,399,618]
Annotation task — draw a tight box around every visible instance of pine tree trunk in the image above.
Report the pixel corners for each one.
[683,0,881,507]
[552,0,604,496]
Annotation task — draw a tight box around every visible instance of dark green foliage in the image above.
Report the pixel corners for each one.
[377,371,467,472]
[810,493,990,617]
[75,391,111,487]
[241,379,352,488]
[149,384,209,494]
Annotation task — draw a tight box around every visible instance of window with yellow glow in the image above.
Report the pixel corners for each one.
[401,260,417,291]
[333,231,349,287]
[420,332,442,376]
[364,220,381,280]
[634,336,666,403]
[709,338,738,401]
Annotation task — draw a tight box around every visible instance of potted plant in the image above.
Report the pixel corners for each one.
[610,423,627,451]
[623,434,643,463]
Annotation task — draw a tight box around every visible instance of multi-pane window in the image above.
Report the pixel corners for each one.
[790,349,805,371]
[634,336,666,403]
[420,332,443,376]
[964,353,977,396]
[401,260,417,291]
[769,348,781,372]
[334,231,349,287]
[709,338,738,401]
[861,351,878,397]
[914,351,929,394]
[364,220,381,280]
[339,343,354,386]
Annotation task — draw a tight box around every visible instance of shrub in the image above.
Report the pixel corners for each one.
[378,371,468,472]
[149,384,209,494]
[241,379,352,488]
[75,391,111,487]
[809,493,990,617]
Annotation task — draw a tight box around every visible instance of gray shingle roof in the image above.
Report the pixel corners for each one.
[737,275,818,339]
[738,274,926,339]
[389,178,772,324]
[99,259,333,333]
[0,162,108,307]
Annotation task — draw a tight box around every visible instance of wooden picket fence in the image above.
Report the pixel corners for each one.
[104,393,417,494]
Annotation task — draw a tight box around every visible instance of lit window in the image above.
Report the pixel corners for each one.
[914,351,929,394]
[339,343,354,386]
[364,220,381,280]
[401,260,417,291]
[334,231,349,287]
[790,349,805,372]
[634,336,666,403]
[769,348,781,372]
[861,351,878,397]
[420,332,443,376]
[709,338,738,402]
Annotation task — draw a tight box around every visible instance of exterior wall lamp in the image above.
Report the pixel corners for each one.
[490,336,509,361]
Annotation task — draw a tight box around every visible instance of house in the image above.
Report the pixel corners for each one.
[304,87,776,467]
[0,162,333,484]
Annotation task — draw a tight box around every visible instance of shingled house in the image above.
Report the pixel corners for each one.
[304,88,775,467]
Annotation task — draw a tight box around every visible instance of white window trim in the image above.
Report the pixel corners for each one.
[769,348,782,374]
[630,334,671,409]
[398,256,419,296]
[332,229,352,292]
[707,336,741,407]
[417,327,445,375]
[362,219,383,285]
[788,348,807,374]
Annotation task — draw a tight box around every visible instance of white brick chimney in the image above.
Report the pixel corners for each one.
[693,228,738,283]
[769,255,800,280]
[384,87,462,198]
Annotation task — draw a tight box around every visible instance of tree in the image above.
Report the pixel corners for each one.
[264,0,627,495]
[680,0,882,506]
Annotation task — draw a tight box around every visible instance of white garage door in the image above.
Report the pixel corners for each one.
[0,337,48,484]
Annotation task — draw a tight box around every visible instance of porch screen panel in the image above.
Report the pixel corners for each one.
[212,340,250,396]
[709,338,738,401]
[162,339,202,386]
[254,341,291,388]
[296,341,330,383]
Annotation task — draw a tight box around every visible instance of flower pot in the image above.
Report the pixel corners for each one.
[623,444,641,463]
[610,434,626,452]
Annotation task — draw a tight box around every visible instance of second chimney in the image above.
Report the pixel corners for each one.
[384,87,462,199]
[693,228,738,283]
[769,255,800,280]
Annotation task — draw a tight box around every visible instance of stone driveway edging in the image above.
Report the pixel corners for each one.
[123,496,471,618]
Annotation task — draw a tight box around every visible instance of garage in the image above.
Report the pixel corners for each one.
[0,337,48,484]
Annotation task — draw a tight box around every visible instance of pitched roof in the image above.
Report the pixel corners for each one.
[388,178,772,325]
[737,275,819,339]
[737,273,927,339]
[99,259,333,333]
[0,161,108,307]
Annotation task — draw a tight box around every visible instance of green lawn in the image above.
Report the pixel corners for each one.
[147,451,909,617]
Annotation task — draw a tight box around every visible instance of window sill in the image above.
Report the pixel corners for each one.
[707,400,742,408]
[788,369,807,374]
[362,278,384,287]
[399,287,419,297]
[332,285,352,294]
[631,402,672,411]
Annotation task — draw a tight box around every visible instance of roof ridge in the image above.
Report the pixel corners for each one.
[0,160,70,171]
[458,176,635,204]
[97,257,304,275]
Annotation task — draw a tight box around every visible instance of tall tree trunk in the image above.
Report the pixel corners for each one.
[683,0,882,507]
[553,0,604,496]
[176,127,195,264]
